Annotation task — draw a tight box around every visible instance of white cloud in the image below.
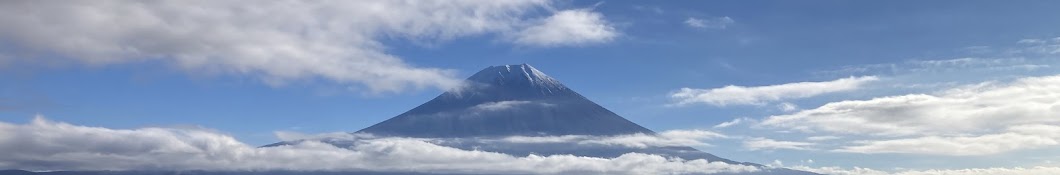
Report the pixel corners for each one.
[761,74,1060,137]
[684,17,734,29]
[1019,39,1047,44]
[0,1,619,93]
[787,166,892,175]
[743,138,815,151]
[500,135,588,143]
[790,165,1060,175]
[273,131,374,142]
[0,117,760,174]
[499,129,727,148]
[777,102,800,112]
[513,9,618,47]
[768,159,784,167]
[835,125,1060,156]
[816,57,1055,78]
[713,118,747,128]
[1018,37,1060,55]
[806,136,841,141]
[909,57,1053,72]
[471,100,544,112]
[671,76,879,106]
[657,129,729,142]
[757,74,1060,156]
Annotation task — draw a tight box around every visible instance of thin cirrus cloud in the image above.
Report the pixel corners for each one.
[470,100,552,112]
[670,76,880,106]
[817,36,1060,78]
[684,17,735,29]
[835,124,1060,156]
[713,117,747,128]
[0,0,618,93]
[0,117,759,174]
[760,74,1060,156]
[742,137,816,151]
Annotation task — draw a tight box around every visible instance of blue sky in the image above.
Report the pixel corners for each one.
[2,0,1060,174]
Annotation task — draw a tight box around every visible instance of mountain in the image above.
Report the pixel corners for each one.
[268,64,817,175]
[357,64,654,137]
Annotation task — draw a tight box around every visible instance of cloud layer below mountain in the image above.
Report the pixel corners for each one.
[0,117,757,174]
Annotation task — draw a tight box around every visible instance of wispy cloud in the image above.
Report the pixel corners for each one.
[817,37,1060,78]
[836,124,1060,156]
[742,137,816,151]
[500,129,728,148]
[713,118,748,128]
[761,74,1060,137]
[805,136,840,141]
[777,102,800,112]
[0,117,758,174]
[671,76,879,106]
[470,100,548,112]
[684,17,734,29]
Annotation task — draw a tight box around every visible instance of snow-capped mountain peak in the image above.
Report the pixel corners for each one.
[465,64,568,96]
[356,64,653,138]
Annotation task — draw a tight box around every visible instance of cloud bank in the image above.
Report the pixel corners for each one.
[0,117,758,174]
[498,129,727,148]
[761,74,1060,155]
[671,76,879,106]
[0,0,618,93]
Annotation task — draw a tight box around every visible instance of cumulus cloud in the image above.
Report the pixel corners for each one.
[684,17,734,29]
[501,129,727,148]
[789,165,1060,175]
[742,138,815,151]
[513,9,618,47]
[0,117,759,174]
[0,0,619,93]
[671,76,879,106]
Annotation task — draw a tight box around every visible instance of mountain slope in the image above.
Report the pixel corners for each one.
[357,64,654,137]
[268,64,818,175]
